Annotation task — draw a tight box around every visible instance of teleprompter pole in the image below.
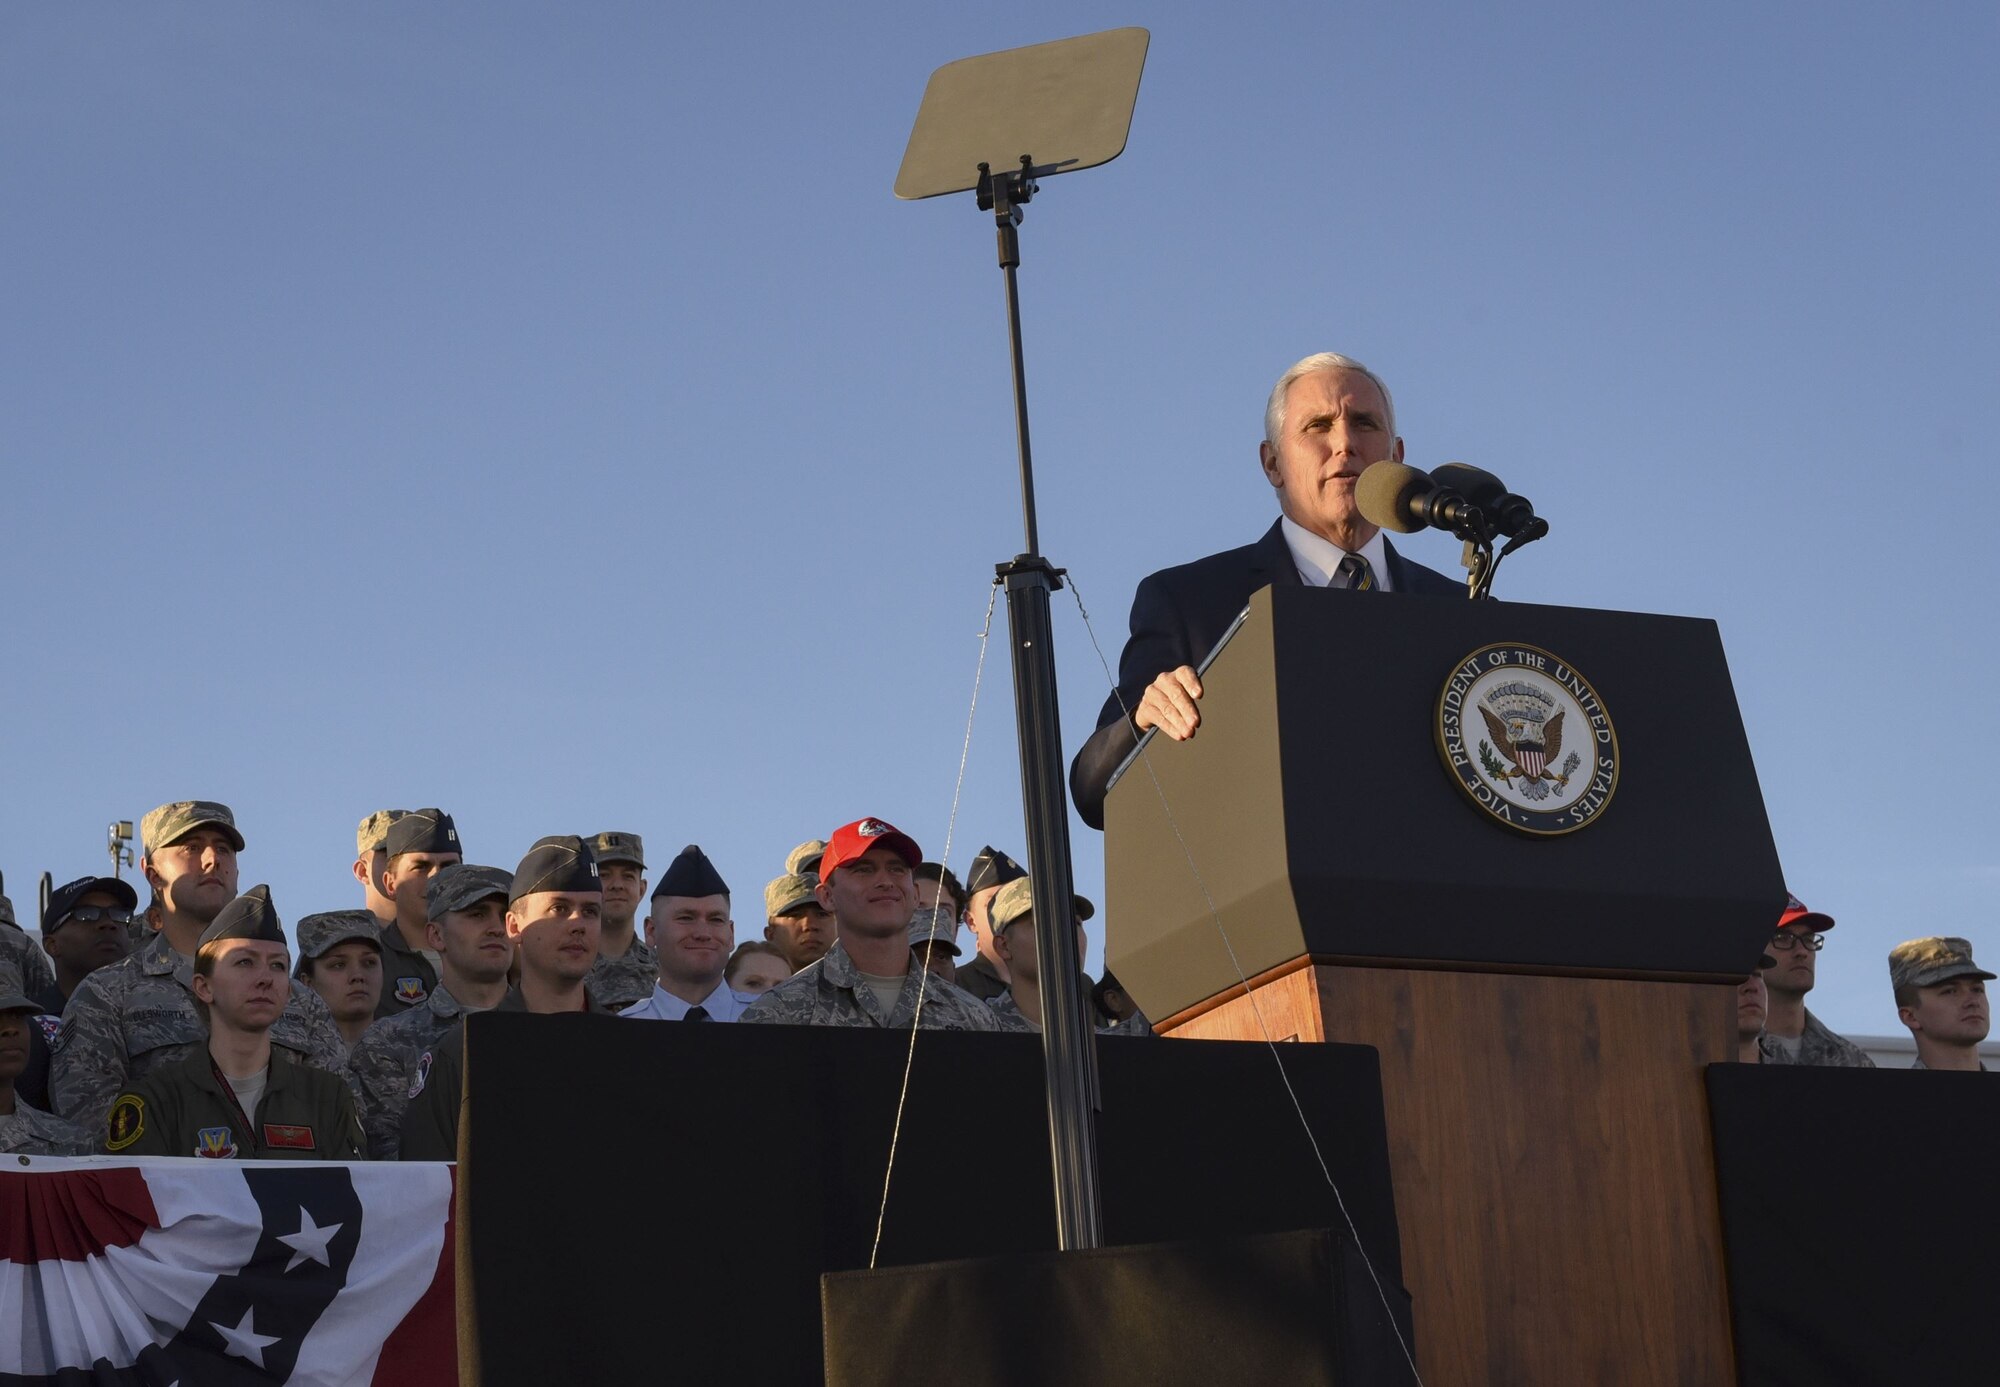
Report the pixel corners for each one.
[983,156,1104,1251]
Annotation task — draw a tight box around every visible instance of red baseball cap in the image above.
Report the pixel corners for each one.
[1777,891,1835,933]
[819,818,922,878]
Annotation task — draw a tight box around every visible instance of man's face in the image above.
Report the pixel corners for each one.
[916,942,958,983]
[600,863,647,928]
[45,889,134,979]
[1257,368,1404,547]
[993,919,1039,985]
[385,852,463,929]
[818,849,916,941]
[729,950,792,995]
[0,1010,31,1084]
[650,894,734,989]
[1901,976,1991,1047]
[145,828,239,924]
[308,941,382,1024]
[766,904,836,969]
[965,886,1000,952]
[353,849,395,917]
[430,898,514,986]
[193,939,291,1033]
[1735,973,1767,1043]
[1764,924,1819,995]
[507,891,602,985]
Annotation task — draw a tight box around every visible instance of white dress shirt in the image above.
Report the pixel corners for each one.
[619,978,755,1022]
[1279,516,1395,592]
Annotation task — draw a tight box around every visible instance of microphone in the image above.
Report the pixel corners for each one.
[1428,463,1545,541]
[1355,461,1481,535]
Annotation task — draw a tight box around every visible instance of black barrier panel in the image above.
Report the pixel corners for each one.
[458,1013,1407,1386]
[824,1228,1374,1387]
[1706,1064,2000,1386]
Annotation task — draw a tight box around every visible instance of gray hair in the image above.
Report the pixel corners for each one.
[1263,352,1396,446]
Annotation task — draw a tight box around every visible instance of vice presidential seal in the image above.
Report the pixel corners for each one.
[1436,643,1619,836]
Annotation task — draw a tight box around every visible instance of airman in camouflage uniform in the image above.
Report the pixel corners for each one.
[51,801,352,1131]
[0,893,61,1014]
[1,988,94,1156]
[353,809,404,926]
[1889,936,1993,1071]
[980,880,1145,1037]
[743,819,999,1032]
[1758,892,1875,1068]
[584,831,657,1010]
[345,863,514,1159]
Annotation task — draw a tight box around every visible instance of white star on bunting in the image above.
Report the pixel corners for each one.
[210,1306,281,1369]
[277,1206,344,1273]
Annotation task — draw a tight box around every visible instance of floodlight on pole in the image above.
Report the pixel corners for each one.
[108,820,135,880]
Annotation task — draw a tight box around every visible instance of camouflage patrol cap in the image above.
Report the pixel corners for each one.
[990,878,1036,935]
[907,904,962,956]
[357,809,405,857]
[765,873,819,920]
[1888,937,1996,992]
[427,863,516,920]
[0,895,13,928]
[589,832,646,868]
[510,836,600,902]
[141,801,245,857]
[785,840,827,877]
[294,910,381,971]
[989,878,1098,934]
[197,885,286,951]
[386,808,460,859]
[0,986,39,1014]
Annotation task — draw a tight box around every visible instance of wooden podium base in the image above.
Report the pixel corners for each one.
[1163,963,1738,1387]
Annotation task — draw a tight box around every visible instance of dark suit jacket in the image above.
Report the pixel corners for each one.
[1068,520,1462,828]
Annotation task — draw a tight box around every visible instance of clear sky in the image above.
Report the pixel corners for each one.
[3,2,1994,1039]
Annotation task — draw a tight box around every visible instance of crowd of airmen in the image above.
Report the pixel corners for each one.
[0,802,1148,1160]
[1,800,1990,1160]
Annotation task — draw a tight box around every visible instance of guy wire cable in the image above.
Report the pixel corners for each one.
[1065,574,1425,1387]
[870,581,1000,1270]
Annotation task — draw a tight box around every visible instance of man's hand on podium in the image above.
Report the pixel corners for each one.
[1135,665,1204,741]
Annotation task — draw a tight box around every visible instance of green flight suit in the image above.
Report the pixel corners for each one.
[105,1044,364,1160]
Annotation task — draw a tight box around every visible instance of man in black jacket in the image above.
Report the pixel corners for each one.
[1071,352,1462,827]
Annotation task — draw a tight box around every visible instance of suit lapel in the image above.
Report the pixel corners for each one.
[1248,519,1303,590]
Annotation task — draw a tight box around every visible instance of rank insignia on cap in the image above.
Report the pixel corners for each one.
[409,1051,433,1099]
[859,819,890,837]
[263,1124,316,1150]
[106,1095,146,1152]
[395,977,428,1006]
[195,1126,239,1159]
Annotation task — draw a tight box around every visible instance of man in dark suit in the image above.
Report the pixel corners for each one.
[1070,353,1462,828]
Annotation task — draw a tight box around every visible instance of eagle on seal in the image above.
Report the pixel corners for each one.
[1479,704,1567,784]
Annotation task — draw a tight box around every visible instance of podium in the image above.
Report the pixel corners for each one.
[1103,585,1786,1386]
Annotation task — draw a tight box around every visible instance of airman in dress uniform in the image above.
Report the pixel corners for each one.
[954,846,1028,1002]
[52,802,349,1132]
[585,831,657,1010]
[1889,937,1993,1071]
[295,911,383,1052]
[373,809,464,1018]
[742,818,998,1031]
[399,837,607,1160]
[101,887,363,1160]
[346,864,515,1160]
[622,846,754,1022]
[0,987,93,1156]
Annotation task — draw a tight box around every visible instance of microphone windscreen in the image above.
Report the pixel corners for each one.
[1355,461,1431,533]
[1430,462,1506,505]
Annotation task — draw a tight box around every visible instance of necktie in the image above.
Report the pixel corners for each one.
[1336,553,1377,591]
[685,1005,711,1023]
